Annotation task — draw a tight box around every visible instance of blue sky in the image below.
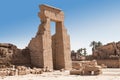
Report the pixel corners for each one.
[0,0,120,54]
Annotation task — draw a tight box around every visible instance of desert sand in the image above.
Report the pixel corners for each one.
[0,69,120,80]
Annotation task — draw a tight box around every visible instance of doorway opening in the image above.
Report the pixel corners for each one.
[50,21,56,36]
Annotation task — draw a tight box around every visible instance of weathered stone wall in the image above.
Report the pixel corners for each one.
[0,43,31,66]
[93,42,120,59]
[97,59,120,68]
[12,48,31,66]
[91,42,120,68]
[0,43,14,65]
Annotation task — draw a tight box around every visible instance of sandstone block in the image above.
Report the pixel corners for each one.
[70,70,82,75]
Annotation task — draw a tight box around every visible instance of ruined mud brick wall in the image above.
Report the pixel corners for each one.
[12,48,31,66]
[0,43,30,66]
[28,4,72,70]
[97,59,120,68]
[93,42,120,59]
[0,43,14,65]
[92,42,120,68]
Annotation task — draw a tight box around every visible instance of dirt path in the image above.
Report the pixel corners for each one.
[0,69,120,80]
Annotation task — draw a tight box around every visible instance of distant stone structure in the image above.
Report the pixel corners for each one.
[93,42,120,59]
[92,41,120,68]
[28,5,71,70]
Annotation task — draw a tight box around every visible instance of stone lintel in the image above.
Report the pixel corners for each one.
[40,4,62,13]
[39,5,64,22]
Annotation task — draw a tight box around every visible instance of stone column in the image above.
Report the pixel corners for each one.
[52,21,72,70]
[41,18,53,70]
[28,18,53,70]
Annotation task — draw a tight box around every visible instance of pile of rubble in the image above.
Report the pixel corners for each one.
[0,65,52,77]
[70,60,102,75]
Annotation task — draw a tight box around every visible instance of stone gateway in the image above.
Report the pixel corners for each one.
[28,4,72,70]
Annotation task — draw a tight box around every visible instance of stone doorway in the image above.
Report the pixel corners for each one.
[28,4,72,70]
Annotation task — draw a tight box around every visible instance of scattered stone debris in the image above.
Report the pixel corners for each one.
[101,64,107,68]
[60,69,65,72]
[71,60,102,75]
[0,65,44,77]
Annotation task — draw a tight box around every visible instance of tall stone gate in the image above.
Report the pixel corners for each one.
[28,4,72,70]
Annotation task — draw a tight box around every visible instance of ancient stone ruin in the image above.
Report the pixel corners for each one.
[92,41,120,68]
[0,4,72,71]
[28,4,72,70]
[0,4,72,77]
[93,42,120,59]
[0,43,30,66]
[70,60,102,75]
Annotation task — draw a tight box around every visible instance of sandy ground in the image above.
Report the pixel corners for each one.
[1,68,120,80]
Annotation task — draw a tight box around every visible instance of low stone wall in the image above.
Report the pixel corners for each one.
[97,59,120,68]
